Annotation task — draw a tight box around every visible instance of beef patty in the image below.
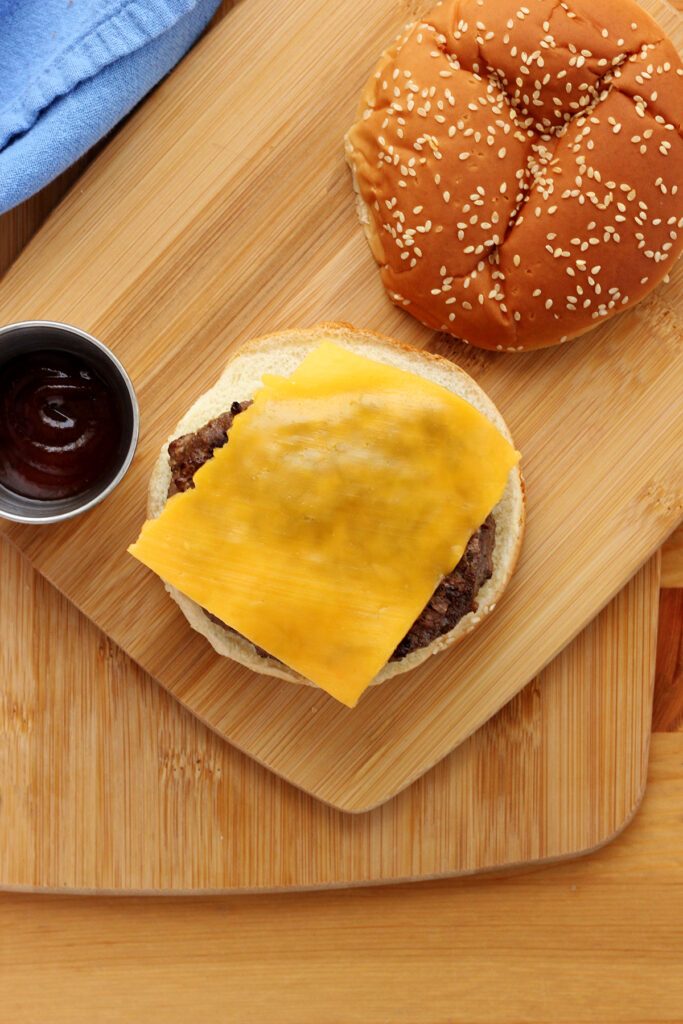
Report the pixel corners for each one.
[168,400,253,496]
[167,402,496,663]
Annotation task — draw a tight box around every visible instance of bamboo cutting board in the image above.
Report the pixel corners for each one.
[0,0,680,812]
[0,539,659,891]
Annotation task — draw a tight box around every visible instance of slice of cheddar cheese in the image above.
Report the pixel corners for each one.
[129,341,519,706]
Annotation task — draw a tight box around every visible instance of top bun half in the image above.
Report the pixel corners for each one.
[345,0,683,350]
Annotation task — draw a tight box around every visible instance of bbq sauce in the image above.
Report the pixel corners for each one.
[0,350,124,500]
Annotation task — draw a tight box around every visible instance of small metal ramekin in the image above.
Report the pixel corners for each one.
[0,320,139,524]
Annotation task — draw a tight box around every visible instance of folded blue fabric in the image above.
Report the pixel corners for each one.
[0,0,221,215]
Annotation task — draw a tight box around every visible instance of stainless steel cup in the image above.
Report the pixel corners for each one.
[0,321,139,524]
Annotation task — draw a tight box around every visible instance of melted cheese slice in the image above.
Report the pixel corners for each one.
[129,341,519,706]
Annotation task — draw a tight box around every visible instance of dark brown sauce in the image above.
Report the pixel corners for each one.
[0,351,123,500]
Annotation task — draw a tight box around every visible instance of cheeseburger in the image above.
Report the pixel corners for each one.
[129,325,524,707]
[345,0,683,350]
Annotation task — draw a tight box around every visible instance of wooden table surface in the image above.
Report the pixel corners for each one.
[1,3,682,1019]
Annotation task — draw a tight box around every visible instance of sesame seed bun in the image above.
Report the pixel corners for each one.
[345,0,683,351]
[146,323,525,691]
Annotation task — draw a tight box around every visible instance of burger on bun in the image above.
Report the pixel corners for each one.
[129,325,525,707]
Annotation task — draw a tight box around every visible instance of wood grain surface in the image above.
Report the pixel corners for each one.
[0,0,682,1019]
[0,539,660,892]
[1,731,681,1024]
[0,0,681,812]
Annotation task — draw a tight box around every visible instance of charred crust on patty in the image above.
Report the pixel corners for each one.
[167,401,252,495]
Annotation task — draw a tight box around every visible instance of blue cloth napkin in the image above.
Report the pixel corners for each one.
[0,0,221,215]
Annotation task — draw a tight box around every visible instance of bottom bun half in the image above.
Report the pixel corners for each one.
[147,323,525,688]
